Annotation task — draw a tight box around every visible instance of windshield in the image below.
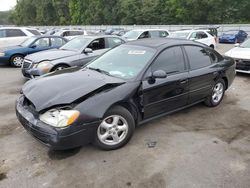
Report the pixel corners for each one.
[20,37,36,47]
[123,31,141,40]
[87,45,156,79]
[240,38,250,48]
[170,32,190,39]
[60,37,90,51]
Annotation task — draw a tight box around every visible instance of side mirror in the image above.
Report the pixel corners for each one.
[152,70,167,79]
[234,43,240,47]
[83,48,93,54]
[30,44,37,48]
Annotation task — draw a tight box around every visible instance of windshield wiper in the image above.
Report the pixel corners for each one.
[88,67,110,76]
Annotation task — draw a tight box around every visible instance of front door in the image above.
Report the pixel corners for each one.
[142,46,189,119]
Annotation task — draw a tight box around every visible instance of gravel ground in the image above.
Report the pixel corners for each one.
[0,44,250,188]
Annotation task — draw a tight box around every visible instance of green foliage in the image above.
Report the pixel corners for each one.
[8,0,250,25]
[0,11,14,25]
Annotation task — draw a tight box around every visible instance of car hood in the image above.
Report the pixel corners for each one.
[25,49,79,63]
[225,47,250,59]
[22,67,125,112]
[0,45,22,52]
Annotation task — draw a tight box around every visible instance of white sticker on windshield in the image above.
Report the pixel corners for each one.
[128,50,146,55]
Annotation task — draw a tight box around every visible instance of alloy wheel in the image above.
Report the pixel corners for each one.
[212,82,224,103]
[97,115,129,146]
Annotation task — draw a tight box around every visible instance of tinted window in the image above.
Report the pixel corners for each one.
[87,38,105,50]
[51,37,66,47]
[185,46,212,70]
[69,31,83,36]
[107,38,123,48]
[27,29,41,35]
[6,29,26,37]
[33,38,50,48]
[152,47,185,74]
[198,32,208,39]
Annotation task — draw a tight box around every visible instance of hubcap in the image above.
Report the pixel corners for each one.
[97,115,129,146]
[212,82,224,103]
[13,56,23,67]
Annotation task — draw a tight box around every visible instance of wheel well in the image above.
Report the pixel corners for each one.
[109,102,140,125]
[9,54,24,62]
[210,44,214,49]
[222,77,228,90]
[51,63,70,72]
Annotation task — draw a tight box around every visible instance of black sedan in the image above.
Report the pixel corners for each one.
[16,38,236,150]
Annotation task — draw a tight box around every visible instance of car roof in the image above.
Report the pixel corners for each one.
[126,38,206,49]
[173,29,208,33]
[75,35,124,39]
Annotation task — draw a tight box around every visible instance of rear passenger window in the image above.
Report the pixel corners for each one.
[152,47,185,74]
[159,31,169,37]
[107,38,123,48]
[87,38,105,50]
[149,31,160,38]
[184,46,212,70]
[27,29,41,35]
[6,29,26,37]
[51,38,66,47]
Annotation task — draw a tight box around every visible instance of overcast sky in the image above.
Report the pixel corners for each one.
[0,0,16,11]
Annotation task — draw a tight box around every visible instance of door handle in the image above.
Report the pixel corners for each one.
[179,79,188,84]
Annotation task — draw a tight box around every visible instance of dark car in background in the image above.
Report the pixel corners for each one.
[16,38,235,151]
[0,36,67,67]
[21,35,125,78]
[219,30,248,43]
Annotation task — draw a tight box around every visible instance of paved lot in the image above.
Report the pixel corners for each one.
[0,44,250,188]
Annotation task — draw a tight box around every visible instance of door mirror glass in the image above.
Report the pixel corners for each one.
[152,70,167,79]
[83,48,93,54]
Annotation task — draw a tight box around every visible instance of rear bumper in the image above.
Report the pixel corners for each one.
[16,96,99,150]
[219,38,235,43]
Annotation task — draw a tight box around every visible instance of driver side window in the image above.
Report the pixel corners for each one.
[151,47,186,74]
[139,31,150,39]
[87,38,105,51]
[33,38,50,48]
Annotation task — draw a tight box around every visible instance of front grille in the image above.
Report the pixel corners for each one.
[22,59,32,69]
[235,59,250,71]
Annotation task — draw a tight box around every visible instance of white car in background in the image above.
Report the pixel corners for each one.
[0,27,41,48]
[122,29,170,41]
[225,38,250,74]
[53,29,94,40]
[169,30,216,49]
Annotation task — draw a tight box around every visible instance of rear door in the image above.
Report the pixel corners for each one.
[184,45,218,104]
[142,46,189,119]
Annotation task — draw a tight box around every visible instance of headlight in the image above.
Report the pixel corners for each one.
[36,61,53,72]
[40,109,80,128]
[0,52,5,57]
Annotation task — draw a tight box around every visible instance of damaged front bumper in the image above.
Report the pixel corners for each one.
[15,95,99,150]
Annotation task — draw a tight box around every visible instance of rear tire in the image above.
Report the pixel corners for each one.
[94,106,135,150]
[10,55,24,67]
[204,79,225,107]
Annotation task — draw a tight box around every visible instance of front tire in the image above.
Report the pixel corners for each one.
[204,79,225,107]
[10,55,24,67]
[94,106,135,150]
[51,64,69,72]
